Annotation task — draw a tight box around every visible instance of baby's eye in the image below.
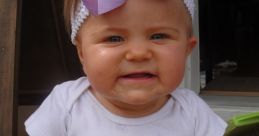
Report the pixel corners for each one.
[106,36,124,43]
[150,33,170,40]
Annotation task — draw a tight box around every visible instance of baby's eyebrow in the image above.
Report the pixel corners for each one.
[146,26,180,34]
[91,26,129,35]
[90,25,180,37]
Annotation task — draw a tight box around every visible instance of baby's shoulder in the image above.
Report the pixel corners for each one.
[171,88,200,104]
[170,88,208,116]
[24,77,90,135]
[49,77,90,110]
[53,77,89,96]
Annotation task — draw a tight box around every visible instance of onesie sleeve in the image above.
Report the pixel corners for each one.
[25,84,69,136]
[190,91,227,136]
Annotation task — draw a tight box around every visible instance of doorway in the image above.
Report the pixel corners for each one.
[199,0,259,96]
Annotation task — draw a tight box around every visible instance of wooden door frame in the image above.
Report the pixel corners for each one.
[0,0,18,136]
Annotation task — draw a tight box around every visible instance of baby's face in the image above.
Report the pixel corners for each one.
[77,0,196,115]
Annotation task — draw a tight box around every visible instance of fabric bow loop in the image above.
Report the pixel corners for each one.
[83,0,126,15]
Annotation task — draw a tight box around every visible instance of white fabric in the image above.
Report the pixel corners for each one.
[70,0,195,45]
[71,1,89,45]
[25,77,227,136]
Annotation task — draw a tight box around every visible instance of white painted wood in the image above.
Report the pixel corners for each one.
[202,95,259,121]
[180,0,200,94]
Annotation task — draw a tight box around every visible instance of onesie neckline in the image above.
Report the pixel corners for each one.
[87,89,174,125]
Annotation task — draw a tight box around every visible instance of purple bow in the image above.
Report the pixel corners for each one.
[83,0,126,15]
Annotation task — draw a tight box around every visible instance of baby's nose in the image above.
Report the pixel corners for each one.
[125,41,153,61]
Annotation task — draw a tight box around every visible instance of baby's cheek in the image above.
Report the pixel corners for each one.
[162,63,185,87]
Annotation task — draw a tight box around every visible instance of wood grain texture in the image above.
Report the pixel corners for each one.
[0,0,17,135]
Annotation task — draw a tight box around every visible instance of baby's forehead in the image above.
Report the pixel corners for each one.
[82,1,190,38]
[92,0,189,21]
[124,0,187,11]
[111,0,190,16]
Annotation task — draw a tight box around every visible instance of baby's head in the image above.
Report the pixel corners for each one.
[64,0,197,116]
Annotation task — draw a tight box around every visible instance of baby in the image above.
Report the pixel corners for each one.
[25,0,227,135]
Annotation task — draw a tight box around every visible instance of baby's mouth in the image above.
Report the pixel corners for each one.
[120,72,156,79]
[118,72,158,85]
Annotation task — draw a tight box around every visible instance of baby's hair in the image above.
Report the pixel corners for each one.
[64,0,80,35]
[63,0,194,43]
[181,1,194,37]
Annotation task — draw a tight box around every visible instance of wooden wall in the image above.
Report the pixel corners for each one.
[0,0,17,136]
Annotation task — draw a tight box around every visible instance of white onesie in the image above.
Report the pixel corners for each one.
[25,77,227,136]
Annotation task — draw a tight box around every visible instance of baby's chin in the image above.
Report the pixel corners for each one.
[117,91,170,108]
[110,93,171,117]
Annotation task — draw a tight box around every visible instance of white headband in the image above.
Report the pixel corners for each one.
[71,0,195,45]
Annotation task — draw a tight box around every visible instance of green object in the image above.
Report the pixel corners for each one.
[224,112,259,136]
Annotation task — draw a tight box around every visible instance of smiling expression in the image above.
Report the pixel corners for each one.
[76,0,196,117]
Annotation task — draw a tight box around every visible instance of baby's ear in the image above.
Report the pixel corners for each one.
[186,36,197,56]
[75,40,85,64]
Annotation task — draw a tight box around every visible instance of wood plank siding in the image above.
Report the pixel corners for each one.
[0,0,18,136]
